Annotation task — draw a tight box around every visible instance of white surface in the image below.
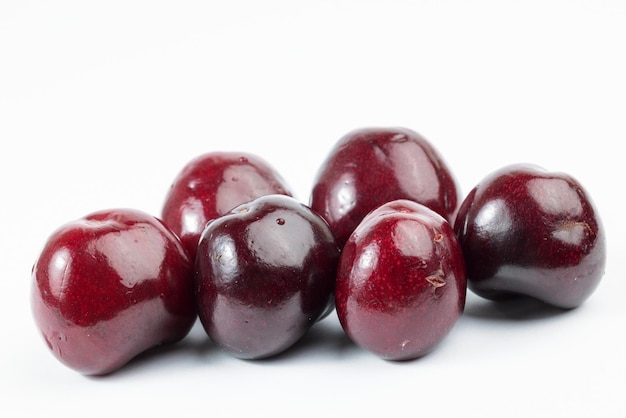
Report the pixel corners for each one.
[1,1,624,417]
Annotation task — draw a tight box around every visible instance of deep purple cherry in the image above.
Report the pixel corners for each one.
[194,194,340,359]
[454,164,606,309]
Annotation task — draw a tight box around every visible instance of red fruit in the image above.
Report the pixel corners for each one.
[162,152,293,260]
[31,209,196,375]
[195,195,340,359]
[310,127,460,248]
[454,164,606,309]
[335,200,466,360]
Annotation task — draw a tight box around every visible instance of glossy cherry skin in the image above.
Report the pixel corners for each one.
[454,164,606,309]
[195,195,340,359]
[162,152,293,260]
[310,127,460,249]
[335,200,466,360]
[31,209,196,375]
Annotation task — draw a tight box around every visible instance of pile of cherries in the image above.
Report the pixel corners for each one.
[31,127,606,375]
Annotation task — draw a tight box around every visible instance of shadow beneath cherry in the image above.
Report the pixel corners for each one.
[91,314,356,378]
[88,292,578,379]
[463,292,573,321]
[90,320,219,379]
[243,313,359,365]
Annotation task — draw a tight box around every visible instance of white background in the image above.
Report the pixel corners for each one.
[1,1,624,417]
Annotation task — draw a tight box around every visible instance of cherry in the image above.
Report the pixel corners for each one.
[310,127,460,248]
[31,209,196,375]
[335,200,466,360]
[454,164,606,309]
[162,152,293,260]
[194,194,340,359]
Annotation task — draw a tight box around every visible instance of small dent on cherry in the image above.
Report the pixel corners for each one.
[43,335,54,351]
[433,233,443,243]
[425,265,447,299]
[276,218,285,225]
[552,220,592,246]
[390,134,408,143]
[239,156,249,164]
[426,275,446,288]
[44,332,68,352]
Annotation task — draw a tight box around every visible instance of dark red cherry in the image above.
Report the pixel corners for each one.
[194,194,340,359]
[31,209,196,375]
[162,152,293,260]
[310,127,460,248]
[335,200,466,360]
[454,164,606,309]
